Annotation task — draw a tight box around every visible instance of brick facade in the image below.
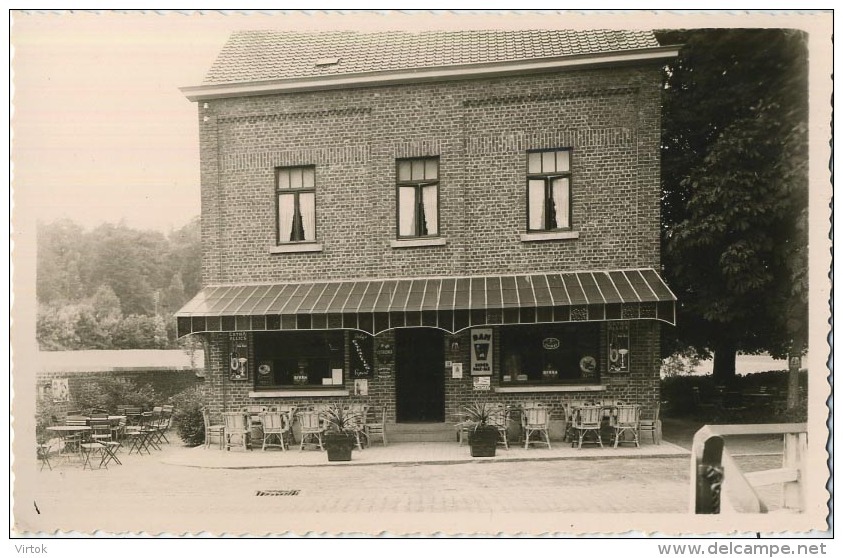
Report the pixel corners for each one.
[193,61,665,423]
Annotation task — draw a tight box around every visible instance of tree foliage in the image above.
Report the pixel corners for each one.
[658,29,809,380]
[36,218,201,350]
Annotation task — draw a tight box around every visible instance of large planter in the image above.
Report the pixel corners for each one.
[324,433,355,461]
[468,425,499,457]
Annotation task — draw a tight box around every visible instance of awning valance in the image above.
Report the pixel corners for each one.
[175,268,676,337]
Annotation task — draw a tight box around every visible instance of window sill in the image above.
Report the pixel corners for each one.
[249,389,349,398]
[494,384,605,393]
[390,237,447,248]
[520,231,580,242]
[269,243,323,254]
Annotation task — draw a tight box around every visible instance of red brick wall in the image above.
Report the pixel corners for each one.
[197,65,663,284]
[195,63,664,421]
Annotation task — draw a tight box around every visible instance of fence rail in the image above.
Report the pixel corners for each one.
[690,422,808,514]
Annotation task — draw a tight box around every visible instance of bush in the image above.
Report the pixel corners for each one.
[70,376,157,413]
[169,386,208,447]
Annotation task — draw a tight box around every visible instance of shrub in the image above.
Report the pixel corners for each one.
[169,386,208,447]
[70,376,157,413]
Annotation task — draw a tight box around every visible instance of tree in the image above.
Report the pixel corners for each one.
[658,29,809,382]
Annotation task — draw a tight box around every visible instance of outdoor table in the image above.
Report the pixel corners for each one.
[46,425,91,461]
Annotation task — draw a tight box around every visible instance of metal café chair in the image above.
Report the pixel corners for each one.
[90,417,122,466]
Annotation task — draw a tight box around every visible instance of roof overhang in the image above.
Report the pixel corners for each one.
[175,269,677,338]
[181,45,681,102]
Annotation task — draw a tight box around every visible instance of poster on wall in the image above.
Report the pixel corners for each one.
[256,361,274,387]
[607,322,630,373]
[452,362,463,379]
[354,379,369,396]
[229,332,249,381]
[351,332,373,378]
[473,376,491,391]
[470,328,493,376]
[52,378,69,402]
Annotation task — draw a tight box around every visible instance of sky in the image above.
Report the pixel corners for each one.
[10,9,832,235]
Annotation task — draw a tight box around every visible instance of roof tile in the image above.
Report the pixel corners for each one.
[203,29,660,85]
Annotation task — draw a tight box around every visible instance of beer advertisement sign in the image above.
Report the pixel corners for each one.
[470,328,493,376]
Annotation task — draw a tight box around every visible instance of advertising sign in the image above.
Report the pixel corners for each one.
[470,328,494,376]
[473,376,491,391]
[229,332,249,381]
[607,322,630,373]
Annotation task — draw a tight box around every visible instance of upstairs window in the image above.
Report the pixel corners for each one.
[527,149,572,232]
[397,157,439,238]
[276,166,316,243]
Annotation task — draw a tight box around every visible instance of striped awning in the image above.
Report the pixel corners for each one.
[175,268,676,337]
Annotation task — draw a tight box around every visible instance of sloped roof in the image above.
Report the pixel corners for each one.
[202,29,661,85]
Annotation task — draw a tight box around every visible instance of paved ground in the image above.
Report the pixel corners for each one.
[16,422,790,535]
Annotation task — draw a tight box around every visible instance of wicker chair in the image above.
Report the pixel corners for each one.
[638,402,662,444]
[298,410,325,451]
[522,404,551,449]
[363,407,387,446]
[202,407,225,450]
[610,404,640,448]
[259,411,288,451]
[223,412,250,451]
[571,405,603,448]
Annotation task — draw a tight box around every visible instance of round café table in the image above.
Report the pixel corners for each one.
[46,425,91,461]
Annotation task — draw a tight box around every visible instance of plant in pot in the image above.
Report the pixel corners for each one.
[321,405,358,462]
[458,401,501,457]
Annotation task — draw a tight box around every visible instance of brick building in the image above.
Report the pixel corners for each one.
[176,29,678,436]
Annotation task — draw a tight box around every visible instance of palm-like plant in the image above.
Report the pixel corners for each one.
[321,404,358,435]
[457,401,499,433]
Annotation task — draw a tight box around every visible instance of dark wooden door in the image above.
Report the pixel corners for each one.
[395,328,445,422]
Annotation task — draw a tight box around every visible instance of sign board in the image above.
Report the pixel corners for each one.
[229,332,249,381]
[473,376,491,391]
[788,353,802,372]
[470,328,493,376]
[452,362,463,379]
[607,322,630,373]
[351,333,373,378]
[354,379,369,396]
[256,361,274,387]
[377,367,392,378]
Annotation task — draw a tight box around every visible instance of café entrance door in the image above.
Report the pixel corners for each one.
[395,328,445,423]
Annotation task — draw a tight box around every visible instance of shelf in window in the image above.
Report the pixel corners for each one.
[494,384,605,393]
[269,243,323,254]
[520,231,580,242]
[249,389,349,398]
[390,237,447,248]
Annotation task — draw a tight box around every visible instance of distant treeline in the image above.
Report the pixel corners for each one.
[36,218,201,350]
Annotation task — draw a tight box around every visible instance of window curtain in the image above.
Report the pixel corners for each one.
[528,180,545,230]
[398,186,416,236]
[421,185,438,235]
[551,178,570,229]
[300,193,316,241]
[278,194,295,242]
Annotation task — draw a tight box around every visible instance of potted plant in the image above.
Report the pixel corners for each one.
[458,401,500,457]
[321,405,358,462]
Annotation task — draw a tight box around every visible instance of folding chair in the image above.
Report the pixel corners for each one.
[37,440,53,471]
[90,417,122,466]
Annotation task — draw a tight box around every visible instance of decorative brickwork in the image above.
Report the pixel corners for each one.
[193,60,665,423]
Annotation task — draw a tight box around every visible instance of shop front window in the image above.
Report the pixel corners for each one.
[254,331,345,388]
[500,324,600,384]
